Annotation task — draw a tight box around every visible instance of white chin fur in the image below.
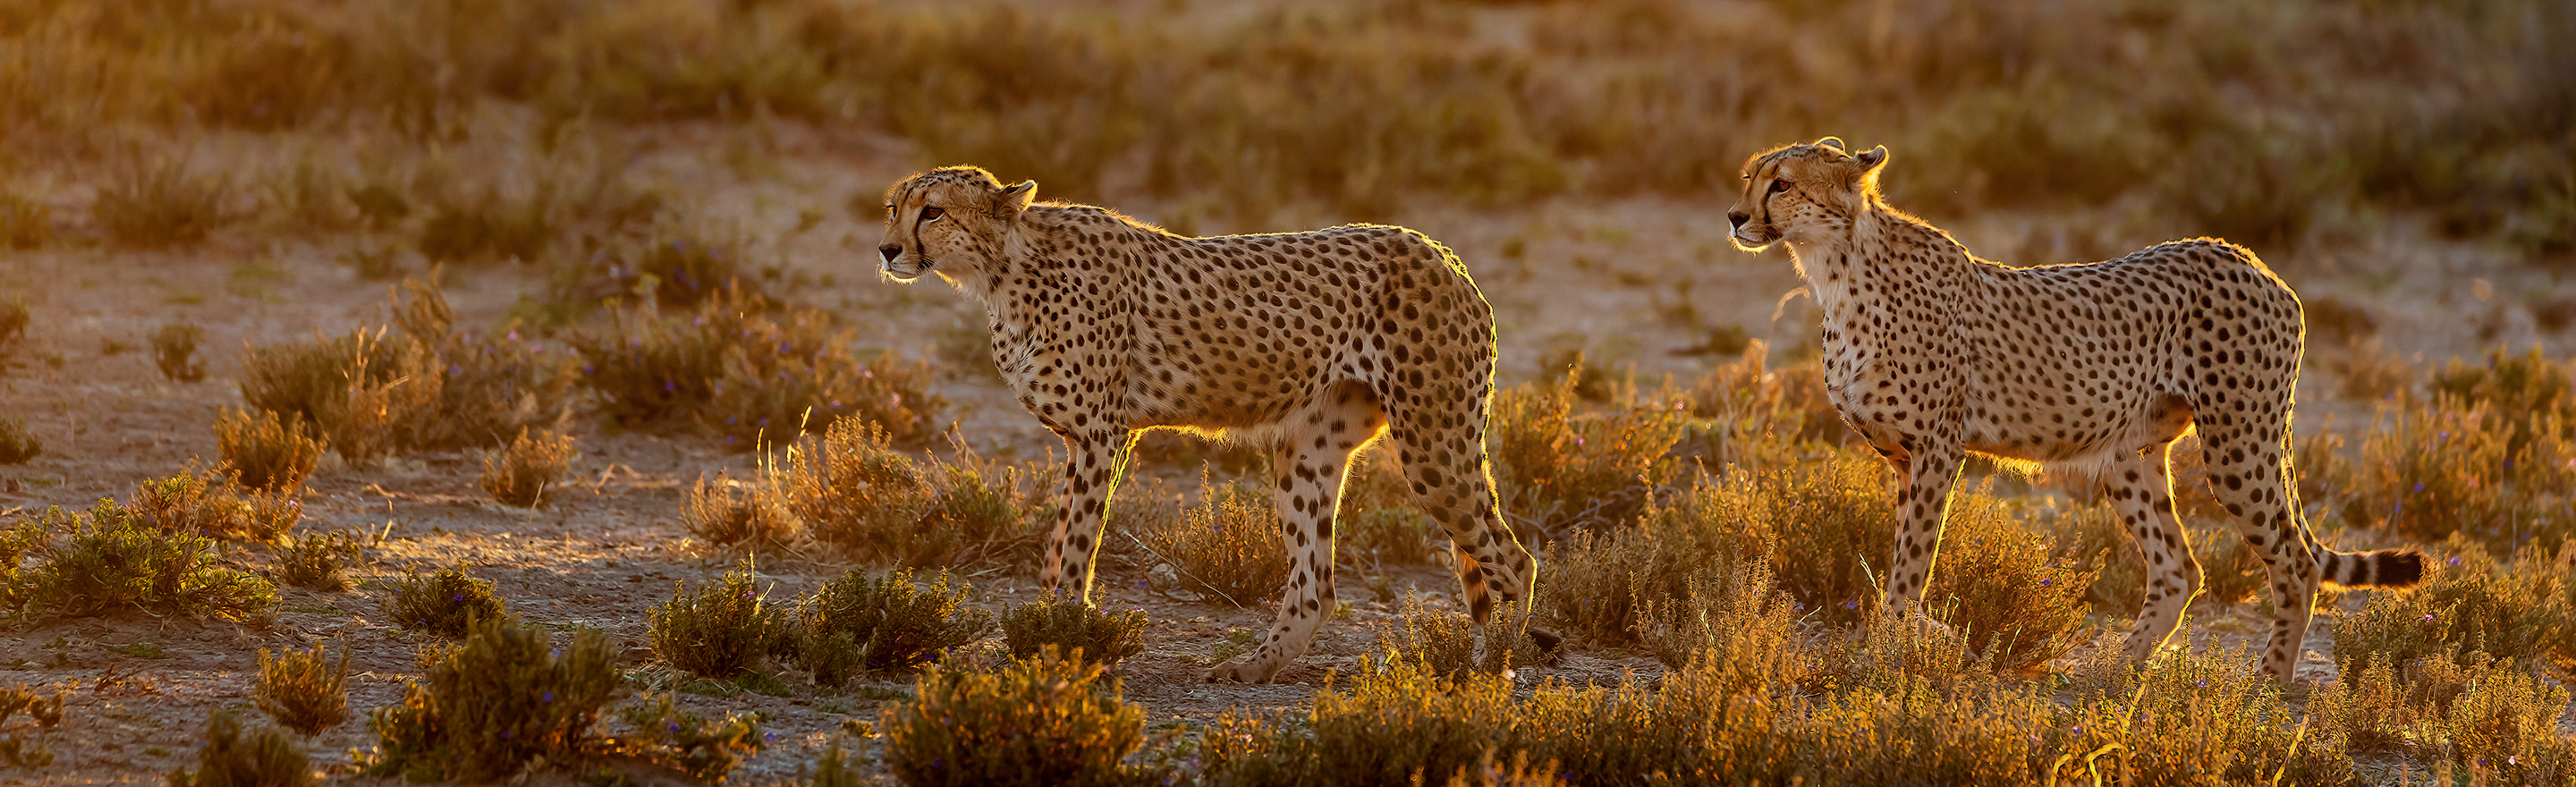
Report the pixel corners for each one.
[882,266,925,282]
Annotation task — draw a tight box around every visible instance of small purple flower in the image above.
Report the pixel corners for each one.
[2423,614,2436,622]
[2447,555,2462,567]
[542,691,555,702]
[1842,600,1859,611]
[2038,578,2053,587]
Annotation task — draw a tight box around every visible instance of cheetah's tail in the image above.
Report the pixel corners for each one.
[2318,547,2427,588]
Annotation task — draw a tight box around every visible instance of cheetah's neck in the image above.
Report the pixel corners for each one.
[1792,201,1979,318]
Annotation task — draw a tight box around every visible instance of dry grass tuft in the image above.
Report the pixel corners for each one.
[1139,471,1290,610]
[252,643,351,736]
[479,427,576,507]
[152,322,208,383]
[0,417,40,465]
[1487,362,1687,536]
[682,472,801,554]
[766,421,1044,568]
[215,407,323,493]
[573,286,945,449]
[92,159,232,248]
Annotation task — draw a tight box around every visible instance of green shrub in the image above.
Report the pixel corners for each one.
[0,417,39,465]
[606,692,766,783]
[167,710,312,787]
[153,322,208,383]
[19,500,276,622]
[999,594,1148,667]
[1487,363,1687,534]
[479,427,577,507]
[360,613,622,783]
[93,160,231,248]
[215,408,323,493]
[881,648,1148,787]
[274,529,363,591]
[572,287,945,448]
[789,567,991,685]
[1140,471,1288,609]
[380,566,506,638]
[682,473,802,554]
[648,560,786,679]
[253,643,351,736]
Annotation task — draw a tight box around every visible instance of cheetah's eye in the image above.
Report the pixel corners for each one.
[920,206,946,222]
[1768,179,1792,196]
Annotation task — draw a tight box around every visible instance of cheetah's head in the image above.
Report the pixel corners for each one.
[876,165,1036,288]
[1725,137,1887,252]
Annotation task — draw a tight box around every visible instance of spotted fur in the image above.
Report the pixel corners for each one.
[1724,138,2424,681]
[877,166,1554,682]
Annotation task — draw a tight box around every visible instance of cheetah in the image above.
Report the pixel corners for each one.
[875,165,1555,682]
[1724,138,2423,681]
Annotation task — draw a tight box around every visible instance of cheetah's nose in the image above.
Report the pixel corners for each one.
[1726,211,1749,230]
[878,243,903,263]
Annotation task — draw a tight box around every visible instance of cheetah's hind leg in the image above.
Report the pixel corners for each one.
[1203,384,1383,683]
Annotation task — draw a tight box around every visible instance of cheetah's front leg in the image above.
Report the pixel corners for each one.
[1882,439,1965,615]
[1041,430,1134,602]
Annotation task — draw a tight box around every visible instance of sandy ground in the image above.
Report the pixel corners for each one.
[0,119,2570,784]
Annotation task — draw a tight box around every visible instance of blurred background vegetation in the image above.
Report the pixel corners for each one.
[1,0,2568,255]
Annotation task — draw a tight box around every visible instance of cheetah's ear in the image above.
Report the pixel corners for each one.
[1854,146,1889,173]
[1815,136,1845,151]
[996,180,1038,213]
